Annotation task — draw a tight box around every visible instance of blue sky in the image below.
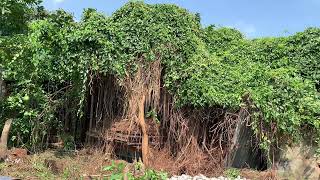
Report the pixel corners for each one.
[42,0,320,38]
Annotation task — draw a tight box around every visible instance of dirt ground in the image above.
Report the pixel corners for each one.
[0,149,111,179]
[0,148,275,180]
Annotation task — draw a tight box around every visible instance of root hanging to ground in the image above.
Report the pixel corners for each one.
[0,119,13,160]
[138,94,148,166]
[82,55,264,175]
[85,58,162,165]
[84,74,126,144]
[160,100,238,156]
[159,93,257,174]
[121,59,162,166]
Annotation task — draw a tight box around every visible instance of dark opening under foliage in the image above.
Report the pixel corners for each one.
[0,2,319,151]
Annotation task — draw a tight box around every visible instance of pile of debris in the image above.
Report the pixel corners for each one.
[105,118,161,147]
[103,119,163,162]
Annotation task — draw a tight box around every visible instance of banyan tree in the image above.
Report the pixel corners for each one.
[1,1,319,175]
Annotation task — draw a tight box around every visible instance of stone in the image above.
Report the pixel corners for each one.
[276,143,320,179]
[167,174,246,180]
[0,176,13,180]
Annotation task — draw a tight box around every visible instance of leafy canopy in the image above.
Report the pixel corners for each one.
[1,2,319,148]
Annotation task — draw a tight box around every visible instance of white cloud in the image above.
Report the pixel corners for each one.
[229,21,257,37]
[53,0,65,4]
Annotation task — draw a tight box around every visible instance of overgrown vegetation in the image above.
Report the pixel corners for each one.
[0,0,319,173]
[103,160,167,180]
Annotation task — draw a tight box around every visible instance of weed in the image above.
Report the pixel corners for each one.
[60,134,75,151]
[139,169,167,180]
[31,156,56,179]
[0,162,8,171]
[224,168,240,179]
[103,161,128,180]
[103,161,167,180]
[146,108,160,124]
[62,168,71,179]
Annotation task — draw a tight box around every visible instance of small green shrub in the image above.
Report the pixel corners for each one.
[103,161,132,180]
[60,134,75,151]
[139,169,167,180]
[146,108,160,124]
[224,168,240,179]
[102,161,167,180]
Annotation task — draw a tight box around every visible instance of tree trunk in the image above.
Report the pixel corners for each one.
[0,119,12,160]
[138,95,149,166]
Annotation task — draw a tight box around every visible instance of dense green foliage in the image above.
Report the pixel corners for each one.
[0,2,319,150]
[0,0,45,36]
[192,27,320,137]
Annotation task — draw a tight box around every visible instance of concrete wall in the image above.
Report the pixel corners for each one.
[225,119,267,170]
[276,143,320,179]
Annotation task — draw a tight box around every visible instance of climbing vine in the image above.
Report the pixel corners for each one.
[0,2,319,151]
